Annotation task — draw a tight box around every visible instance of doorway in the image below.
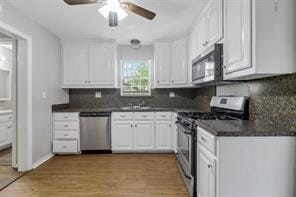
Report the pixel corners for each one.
[0,36,23,190]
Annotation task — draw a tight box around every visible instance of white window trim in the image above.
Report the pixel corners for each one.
[120,60,152,97]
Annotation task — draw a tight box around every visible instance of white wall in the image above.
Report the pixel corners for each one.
[0,4,69,163]
[117,45,154,87]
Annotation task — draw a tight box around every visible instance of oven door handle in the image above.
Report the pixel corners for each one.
[176,122,193,136]
[176,158,192,179]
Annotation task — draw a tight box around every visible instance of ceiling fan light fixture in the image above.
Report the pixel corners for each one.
[109,11,118,28]
[98,5,127,21]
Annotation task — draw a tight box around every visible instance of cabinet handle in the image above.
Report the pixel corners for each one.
[7,126,12,129]
[120,115,126,118]
[135,125,138,127]
[64,116,68,119]
[64,125,69,128]
[161,115,166,118]
[85,81,88,83]
[131,125,133,128]
[8,117,12,120]
[88,81,91,83]
[62,146,68,149]
[201,137,207,143]
[169,125,172,127]
[64,134,69,136]
[142,115,148,118]
[172,81,174,83]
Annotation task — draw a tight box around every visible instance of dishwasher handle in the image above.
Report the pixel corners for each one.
[80,112,111,117]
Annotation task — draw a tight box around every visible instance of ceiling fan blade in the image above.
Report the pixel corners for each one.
[64,0,98,5]
[122,2,156,20]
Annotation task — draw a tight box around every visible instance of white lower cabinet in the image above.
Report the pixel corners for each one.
[111,121,133,151]
[155,121,172,150]
[197,127,296,197]
[112,112,174,152]
[0,112,12,150]
[53,113,80,154]
[134,121,155,150]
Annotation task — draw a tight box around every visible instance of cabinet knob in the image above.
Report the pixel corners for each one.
[172,81,174,83]
[205,41,209,45]
[222,65,227,69]
[64,125,69,128]
[201,137,207,143]
[88,81,91,83]
[64,134,69,136]
[131,125,133,128]
[85,81,88,83]
[157,80,160,83]
[135,125,138,127]
[62,146,68,149]
[208,164,213,169]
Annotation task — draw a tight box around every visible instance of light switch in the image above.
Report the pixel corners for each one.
[95,92,102,98]
[169,92,175,98]
[42,91,47,99]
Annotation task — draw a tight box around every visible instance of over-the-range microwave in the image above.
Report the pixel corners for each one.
[192,44,236,87]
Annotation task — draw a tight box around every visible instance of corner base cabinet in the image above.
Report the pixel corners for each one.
[111,112,174,152]
[53,113,80,154]
[0,112,12,150]
[197,127,296,197]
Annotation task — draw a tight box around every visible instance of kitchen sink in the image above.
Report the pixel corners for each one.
[120,106,152,110]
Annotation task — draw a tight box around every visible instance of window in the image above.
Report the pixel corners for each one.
[121,60,151,96]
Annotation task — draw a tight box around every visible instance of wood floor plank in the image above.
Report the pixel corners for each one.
[1,154,189,197]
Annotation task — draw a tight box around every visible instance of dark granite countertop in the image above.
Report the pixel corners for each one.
[197,120,296,137]
[52,105,202,113]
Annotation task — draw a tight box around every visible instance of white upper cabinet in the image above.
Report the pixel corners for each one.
[63,41,89,86]
[223,0,296,80]
[223,0,252,76]
[88,43,116,86]
[154,38,190,88]
[190,0,223,61]
[206,0,223,47]
[154,42,171,87]
[170,38,188,86]
[62,40,117,88]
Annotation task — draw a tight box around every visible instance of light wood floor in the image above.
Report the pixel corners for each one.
[1,154,189,197]
[0,147,12,166]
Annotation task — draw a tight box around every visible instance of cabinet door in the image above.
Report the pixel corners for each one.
[154,42,171,87]
[112,122,133,150]
[155,121,172,150]
[0,124,8,144]
[223,0,252,75]
[89,43,116,86]
[206,0,223,47]
[134,121,155,150]
[198,148,215,197]
[170,38,188,86]
[63,41,89,86]
[196,16,207,57]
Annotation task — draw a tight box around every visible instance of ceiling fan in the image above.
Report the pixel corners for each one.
[64,0,156,28]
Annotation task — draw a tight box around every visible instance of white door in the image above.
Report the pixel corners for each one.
[170,38,188,86]
[112,122,133,150]
[196,16,207,56]
[0,124,8,144]
[89,43,116,86]
[134,121,155,150]
[63,41,89,86]
[154,42,171,87]
[223,0,252,75]
[206,0,223,47]
[198,148,215,197]
[155,121,172,150]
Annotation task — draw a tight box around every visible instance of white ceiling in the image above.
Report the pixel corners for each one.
[8,0,207,44]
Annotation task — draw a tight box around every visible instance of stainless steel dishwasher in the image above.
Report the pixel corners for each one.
[79,112,111,152]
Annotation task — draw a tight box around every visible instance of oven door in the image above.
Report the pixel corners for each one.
[176,123,192,176]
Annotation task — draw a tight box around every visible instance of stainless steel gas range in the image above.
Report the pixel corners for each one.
[175,96,249,197]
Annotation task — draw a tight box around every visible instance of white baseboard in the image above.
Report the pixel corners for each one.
[33,153,54,169]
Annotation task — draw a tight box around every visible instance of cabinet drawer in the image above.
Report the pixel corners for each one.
[0,114,12,124]
[54,131,79,140]
[112,112,133,120]
[198,127,216,155]
[54,121,79,130]
[156,112,172,120]
[54,113,79,121]
[134,112,155,120]
[53,140,78,153]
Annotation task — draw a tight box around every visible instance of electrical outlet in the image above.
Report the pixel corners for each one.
[169,92,175,98]
[95,92,102,98]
